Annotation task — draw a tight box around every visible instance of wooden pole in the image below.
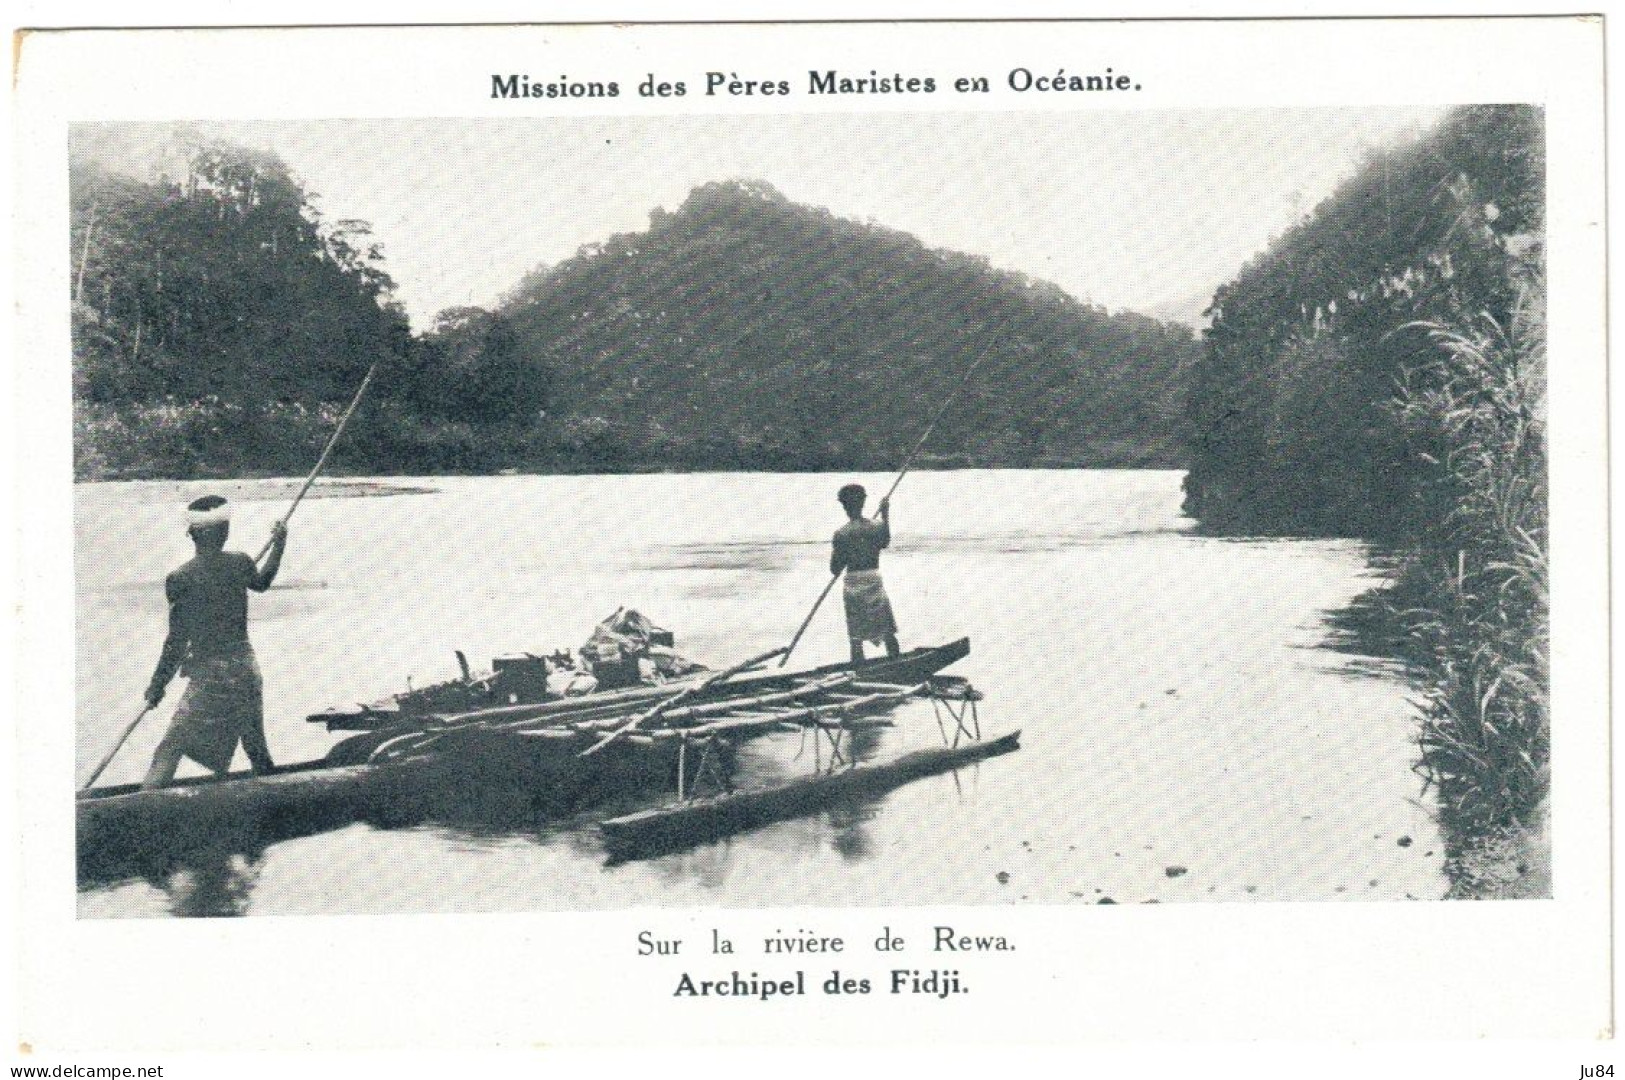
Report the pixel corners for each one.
[254,359,381,564]
[778,573,841,669]
[877,349,992,505]
[79,705,153,792]
[778,351,993,667]
[677,737,687,802]
[578,644,788,757]
[90,361,385,790]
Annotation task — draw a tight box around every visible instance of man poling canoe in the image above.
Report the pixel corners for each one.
[140,497,287,788]
[778,350,993,669]
[79,359,382,793]
[830,484,899,665]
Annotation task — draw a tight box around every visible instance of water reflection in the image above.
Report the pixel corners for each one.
[82,719,935,913]
[636,539,816,574]
[596,718,1010,872]
[762,723,886,867]
[84,701,1035,915]
[76,471,1447,914]
[78,735,747,911]
[135,845,266,918]
[827,801,879,862]
[595,721,887,868]
[640,522,1200,573]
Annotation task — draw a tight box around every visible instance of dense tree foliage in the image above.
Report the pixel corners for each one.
[1184,105,1549,873]
[441,179,1197,472]
[71,134,412,477]
[1183,105,1544,537]
[74,153,1198,477]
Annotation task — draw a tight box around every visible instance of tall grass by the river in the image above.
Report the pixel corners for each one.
[1385,267,1549,897]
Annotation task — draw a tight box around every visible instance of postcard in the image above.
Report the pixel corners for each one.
[10,11,1610,1060]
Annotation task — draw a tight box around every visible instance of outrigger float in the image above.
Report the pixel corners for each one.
[77,637,1018,875]
[601,730,1021,862]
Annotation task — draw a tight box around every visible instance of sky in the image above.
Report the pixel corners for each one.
[77,107,1446,330]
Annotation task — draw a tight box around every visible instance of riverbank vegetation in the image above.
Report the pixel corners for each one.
[1184,105,1548,896]
[71,116,1552,896]
[71,133,1198,480]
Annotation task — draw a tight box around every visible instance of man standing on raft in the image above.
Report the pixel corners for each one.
[830,483,901,665]
[141,495,288,789]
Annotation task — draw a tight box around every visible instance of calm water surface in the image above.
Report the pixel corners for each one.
[74,470,1445,916]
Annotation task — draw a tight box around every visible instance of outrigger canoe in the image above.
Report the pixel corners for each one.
[77,638,989,876]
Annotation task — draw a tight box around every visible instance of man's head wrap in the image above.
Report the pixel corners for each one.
[187,495,230,528]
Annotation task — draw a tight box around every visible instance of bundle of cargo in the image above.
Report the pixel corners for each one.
[306,609,707,730]
[577,607,707,690]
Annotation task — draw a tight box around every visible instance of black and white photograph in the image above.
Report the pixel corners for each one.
[67,102,1550,916]
[11,12,1611,1060]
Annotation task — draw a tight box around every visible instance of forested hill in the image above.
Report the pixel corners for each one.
[416,180,1198,472]
[71,140,1198,478]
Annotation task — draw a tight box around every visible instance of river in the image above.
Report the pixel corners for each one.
[73,469,1445,916]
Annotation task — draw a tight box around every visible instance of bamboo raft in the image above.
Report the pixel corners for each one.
[77,639,993,875]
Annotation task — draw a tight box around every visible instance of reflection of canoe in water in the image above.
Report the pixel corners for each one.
[77,639,979,876]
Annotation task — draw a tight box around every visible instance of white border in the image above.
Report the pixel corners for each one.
[9,10,1611,1063]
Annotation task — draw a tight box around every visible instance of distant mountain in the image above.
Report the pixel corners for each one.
[418,179,1200,472]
